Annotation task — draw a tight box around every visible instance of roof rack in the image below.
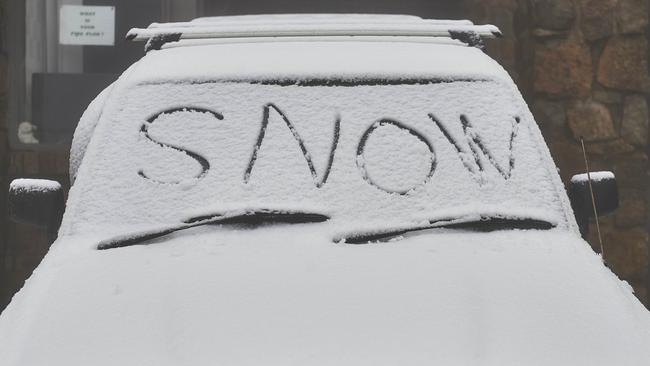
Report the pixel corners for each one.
[126,14,502,52]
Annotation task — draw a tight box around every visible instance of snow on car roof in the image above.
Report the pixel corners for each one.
[127,41,510,86]
[127,14,501,51]
[132,14,499,35]
[178,13,470,26]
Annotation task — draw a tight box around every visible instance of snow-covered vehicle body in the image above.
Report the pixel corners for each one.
[2,14,650,365]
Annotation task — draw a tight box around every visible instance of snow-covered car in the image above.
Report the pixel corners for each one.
[2,14,650,365]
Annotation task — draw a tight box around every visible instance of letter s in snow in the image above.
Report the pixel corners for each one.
[138,107,223,184]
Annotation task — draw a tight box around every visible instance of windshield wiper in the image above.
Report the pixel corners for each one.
[338,216,556,244]
[97,209,329,250]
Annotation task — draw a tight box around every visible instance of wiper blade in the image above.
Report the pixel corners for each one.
[98,209,329,250]
[184,210,329,225]
[339,216,555,244]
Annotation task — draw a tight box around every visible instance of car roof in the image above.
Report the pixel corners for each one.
[142,13,486,33]
[185,13,463,25]
[126,13,501,51]
[125,40,510,86]
[121,14,506,86]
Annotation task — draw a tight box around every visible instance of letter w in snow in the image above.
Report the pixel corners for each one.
[429,113,521,180]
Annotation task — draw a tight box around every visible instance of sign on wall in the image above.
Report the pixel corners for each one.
[59,5,115,46]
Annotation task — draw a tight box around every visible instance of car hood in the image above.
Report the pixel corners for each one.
[1,227,650,366]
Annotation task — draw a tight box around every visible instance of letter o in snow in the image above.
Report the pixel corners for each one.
[356,119,436,194]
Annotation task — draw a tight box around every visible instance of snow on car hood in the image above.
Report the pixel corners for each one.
[1,228,649,365]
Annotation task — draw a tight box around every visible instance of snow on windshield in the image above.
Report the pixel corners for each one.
[64,79,567,234]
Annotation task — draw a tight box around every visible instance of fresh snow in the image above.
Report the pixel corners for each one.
[2,230,650,365]
[571,171,615,183]
[356,121,435,194]
[69,82,115,183]
[61,79,568,235]
[130,14,500,43]
[178,13,467,26]
[9,178,61,192]
[127,23,500,42]
[1,36,649,366]
[127,42,509,86]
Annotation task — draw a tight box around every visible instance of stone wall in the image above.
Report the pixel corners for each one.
[468,0,650,307]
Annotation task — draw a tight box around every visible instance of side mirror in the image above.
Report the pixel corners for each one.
[8,179,64,238]
[568,171,618,238]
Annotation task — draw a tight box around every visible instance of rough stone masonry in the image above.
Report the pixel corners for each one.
[467,0,650,307]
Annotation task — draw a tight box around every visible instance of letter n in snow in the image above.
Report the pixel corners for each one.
[244,103,340,187]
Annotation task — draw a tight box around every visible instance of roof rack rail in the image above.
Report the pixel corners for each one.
[126,15,502,52]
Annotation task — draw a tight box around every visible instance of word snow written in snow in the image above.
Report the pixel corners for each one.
[138,104,521,192]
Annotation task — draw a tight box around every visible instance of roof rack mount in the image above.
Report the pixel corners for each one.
[126,19,502,52]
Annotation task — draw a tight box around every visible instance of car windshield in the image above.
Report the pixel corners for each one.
[65,79,568,237]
